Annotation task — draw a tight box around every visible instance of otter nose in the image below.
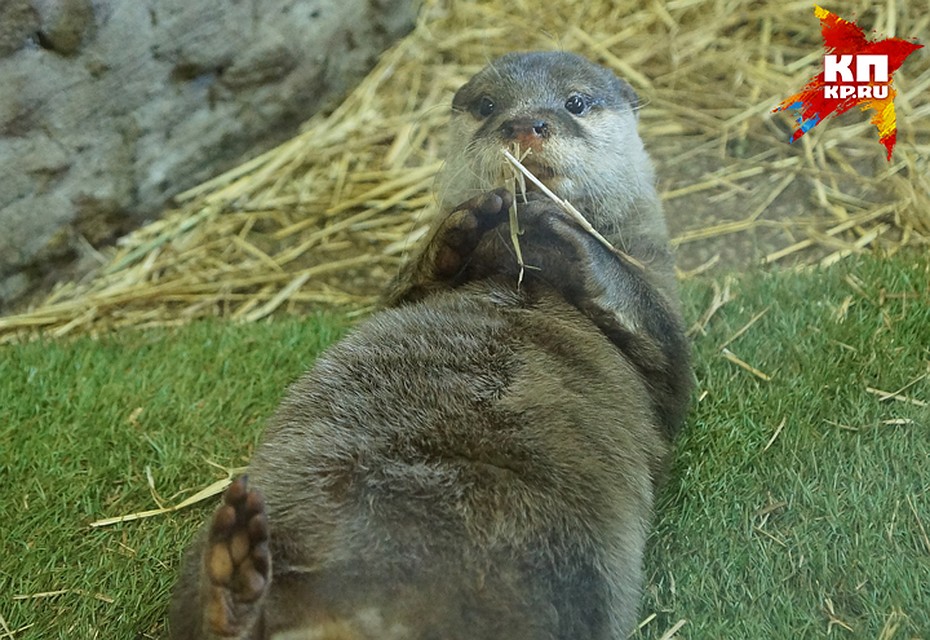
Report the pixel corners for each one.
[499,118,550,140]
[499,118,550,152]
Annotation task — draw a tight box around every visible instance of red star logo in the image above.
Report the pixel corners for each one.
[773,6,923,160]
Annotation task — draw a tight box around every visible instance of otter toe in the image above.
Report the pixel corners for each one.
[203,476,271,636]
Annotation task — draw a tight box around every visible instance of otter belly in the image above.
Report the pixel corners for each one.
[245,286,663,639]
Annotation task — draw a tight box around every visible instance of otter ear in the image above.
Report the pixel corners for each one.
[451,72,479,113]
[614,77,641,119]
[451,84,469,113]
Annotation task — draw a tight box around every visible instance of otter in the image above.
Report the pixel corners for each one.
[169,51,691,640]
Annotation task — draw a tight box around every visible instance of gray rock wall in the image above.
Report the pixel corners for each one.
[0,0,417,310]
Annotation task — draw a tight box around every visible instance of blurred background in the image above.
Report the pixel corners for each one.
[1,0,927,338]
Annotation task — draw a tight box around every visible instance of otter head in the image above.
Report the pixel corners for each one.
[437,51,658,228]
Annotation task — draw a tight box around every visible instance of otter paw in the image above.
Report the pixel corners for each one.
[434,188,514,277]
[203,476,270,637]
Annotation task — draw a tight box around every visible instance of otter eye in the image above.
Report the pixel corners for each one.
[476,96,495,118]
[565,94,588,115]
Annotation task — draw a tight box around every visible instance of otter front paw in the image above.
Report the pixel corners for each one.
[505,198,602,287]
[203,476,270,638]
[433,188,514,278]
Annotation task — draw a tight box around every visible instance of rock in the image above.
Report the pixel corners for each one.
[0,0,39,58]
[0,0,418,312]
[0,272,30,304]
[34,0,95,55]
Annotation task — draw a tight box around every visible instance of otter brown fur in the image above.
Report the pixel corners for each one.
[169,51,691,640]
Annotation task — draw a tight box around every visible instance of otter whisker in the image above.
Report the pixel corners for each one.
[501,148,644,271]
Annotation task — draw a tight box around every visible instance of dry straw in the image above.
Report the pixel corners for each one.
[2,0,927,342]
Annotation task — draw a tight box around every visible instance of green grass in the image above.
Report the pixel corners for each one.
[2,254,928,639]
[642,254,930,639]
[0,317,349,638]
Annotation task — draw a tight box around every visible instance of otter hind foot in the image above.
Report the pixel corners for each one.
[204,476,270,638]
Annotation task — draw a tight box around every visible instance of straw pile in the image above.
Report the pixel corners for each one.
[2,0,927,342]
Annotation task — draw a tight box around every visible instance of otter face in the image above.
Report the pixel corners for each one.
[437,51,653,215]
